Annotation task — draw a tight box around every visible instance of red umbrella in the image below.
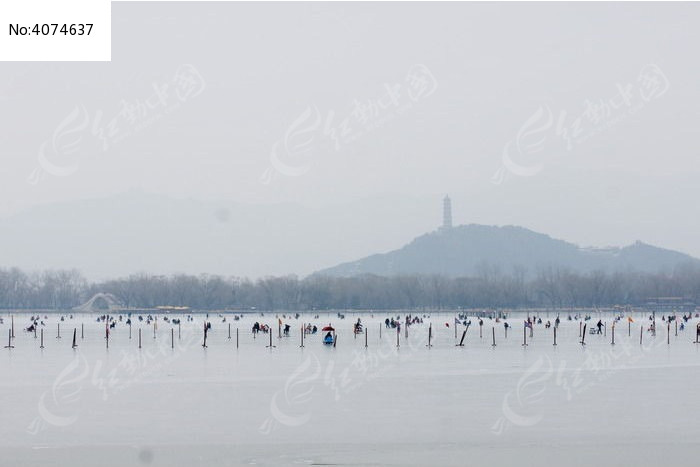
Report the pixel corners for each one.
[322,325,335,331]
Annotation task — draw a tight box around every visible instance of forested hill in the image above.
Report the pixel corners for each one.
[316,224,700,277]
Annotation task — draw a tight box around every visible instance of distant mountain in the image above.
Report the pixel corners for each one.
[316,224,700,277]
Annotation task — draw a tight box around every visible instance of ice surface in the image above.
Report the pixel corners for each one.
[1,311,698,466]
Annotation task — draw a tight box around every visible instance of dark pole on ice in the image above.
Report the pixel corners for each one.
[456,329,466,347]
[492,327,496,347]
[171,328,174,349]
[553,326,557,346]
[40,328,44,349]
[522,326,527,347]
[581,324,587,345]
[57,323,61,339]
[611,324,615,346]
[4,329,13,348]
[138,328,142,349]
[266,328,275,348]
[72,328,77,349]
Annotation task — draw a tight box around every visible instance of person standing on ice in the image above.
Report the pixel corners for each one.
[596,320,604,334]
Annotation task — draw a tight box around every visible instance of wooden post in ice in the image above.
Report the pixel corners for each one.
[405,323,408,339]
[4,329,13,348]
[640,325,643,345]
[604,322,607,337]
[153,321,156,339]
[491,327,496,347]
[138,328,142,349]
[505,325,508,339]
[56,323,61,339]
[456,329,467,347]
[667,322,670,345]
[425,324,432,348]
[129,322,132,339]
[236,328,239,349]
[379,323,382,339]
[266,328,275,348]
[454,318,458,339]
[34,327,37,339]
[106,327,109,349]
[675,319,678,337]
[396,326,400,348]
[365,328,368,348]
[581,324,587,345]
[278,321,281,339]
[628,320,631,337]
[479,323,483,339]
[171,328,174,349]
[72,328,77,349]
[300,325,304,348]
[202,323,208,348]
[228,323,231,340]
[611,324,615,346]
[553,326,557,346]
[579,321,582,337]
[40,328,44,349]
[522,326,527,347]
[178,322,181,340]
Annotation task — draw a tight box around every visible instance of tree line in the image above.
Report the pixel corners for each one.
[1,264,700,311]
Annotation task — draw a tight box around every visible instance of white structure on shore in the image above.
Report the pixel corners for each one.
[442,195,452,230]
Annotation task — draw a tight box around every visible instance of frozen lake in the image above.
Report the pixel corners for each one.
[1,310,699,466]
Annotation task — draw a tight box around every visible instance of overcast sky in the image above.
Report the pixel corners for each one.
[1,2,700,275]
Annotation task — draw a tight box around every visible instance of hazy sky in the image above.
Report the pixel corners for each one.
[1,2,700,275]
